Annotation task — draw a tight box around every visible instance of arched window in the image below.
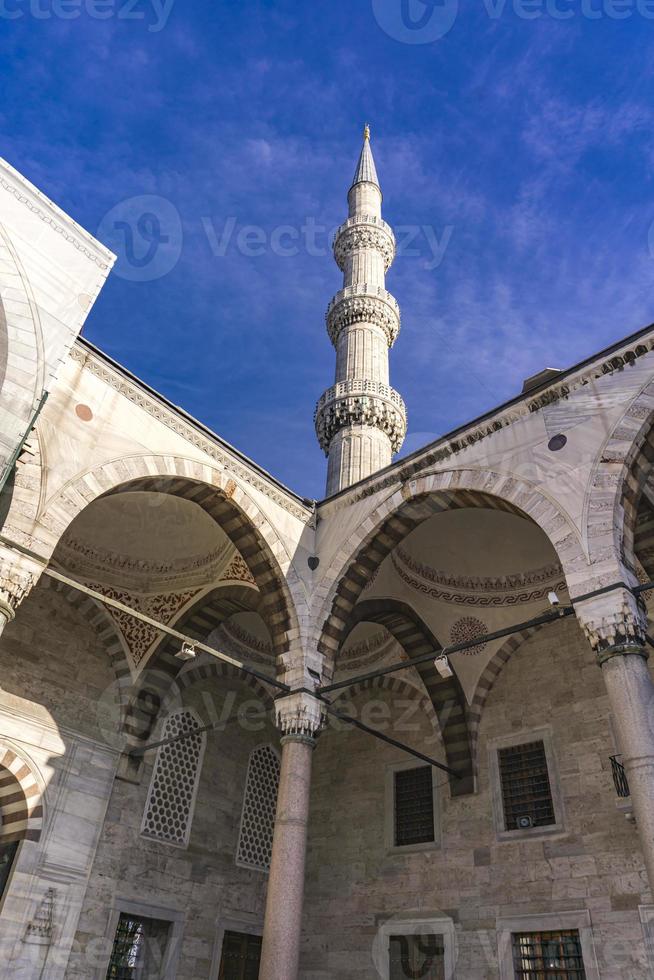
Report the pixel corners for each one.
[141,709,206,848]
[236,745,280,873]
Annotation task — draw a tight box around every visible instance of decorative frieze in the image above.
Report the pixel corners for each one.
[333,218,396,272]
[274,692,327,742]
[315,381,407,454]
[326,287,400,349]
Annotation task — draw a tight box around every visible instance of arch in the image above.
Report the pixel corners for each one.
[124,585,268,746]
[315,469,582,663]
[340,599,474,796]
[32,457,306,662]
[468,626,543,777]
[0,743,44,844]
[586,379,654,583]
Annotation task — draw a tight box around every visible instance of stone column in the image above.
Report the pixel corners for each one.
[0,546,40,639]
[259,692,326,980]
[577,588,654,894]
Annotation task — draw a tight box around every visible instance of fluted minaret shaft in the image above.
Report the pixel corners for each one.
[315,126,406,496]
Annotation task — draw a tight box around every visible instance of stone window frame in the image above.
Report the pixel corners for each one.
[98,897,185,980]
[209,911,263,980]
[375,914,457,980]
[496,910,599,980]
[488,727,565,843]
[235,742,281,874]
[384,760,441,854]
[140,706,207,849]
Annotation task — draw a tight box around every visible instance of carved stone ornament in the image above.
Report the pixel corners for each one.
[334,224,396,272]
[326,289,400,348]
[275,692,327,742]
[0,551,39,622]
[315,384,407,454]
[576,588,648,664]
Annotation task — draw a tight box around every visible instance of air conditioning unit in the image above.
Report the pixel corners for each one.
[517,815,534,830]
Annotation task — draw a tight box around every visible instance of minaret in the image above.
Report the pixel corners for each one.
[315,125,407,496]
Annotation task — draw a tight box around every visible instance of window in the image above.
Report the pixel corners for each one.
[512,930,586,978]
[141,709,206,848]
[389,933,445,979]
[497,740,555,832]
[236,745,280,873]
[218,930,262,980]
[106,912,172,979]
[497,912,598,980]
[0,840,18,902]
[394,765,435,848]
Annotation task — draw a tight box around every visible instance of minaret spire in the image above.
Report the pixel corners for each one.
[315,126,406,496]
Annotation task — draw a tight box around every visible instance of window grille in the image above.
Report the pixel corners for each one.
[389,933,445,979]
[498,740,555,831]
[236,745,280,872]
[141,709,206,847]
[512,929,586,978]
[106,912,171,980]
[394,765,434,847]
[218,930,262,980]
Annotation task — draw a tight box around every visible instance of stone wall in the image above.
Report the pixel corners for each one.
[300,617,652,979]
[66,677,279,979]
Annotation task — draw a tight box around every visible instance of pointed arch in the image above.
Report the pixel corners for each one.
[236,743,281,873]
[0,743,45,844]
[340,599,473,796]
[30,456,307,664]
[315,469,582,667]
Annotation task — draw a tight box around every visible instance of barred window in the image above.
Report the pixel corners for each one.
[236,745,280,872]
[394,765,435,847]
[498,740,555,832]
[141,709,206,848]
[106,912,171,979]
[512,930,586,978]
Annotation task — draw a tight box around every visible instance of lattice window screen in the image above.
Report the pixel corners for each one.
[141,709,206,848]
[236,745,281,872]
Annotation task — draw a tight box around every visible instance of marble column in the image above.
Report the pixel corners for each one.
[259,692,326,980]
[577,588,654,895]
[0,547,39,640]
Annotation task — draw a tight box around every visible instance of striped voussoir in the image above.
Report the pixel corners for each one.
[170,661,275,710]
[468,626,541,779]
[622,426,654,575]
[318,483,531,667]
[103,477,293,656]
[43,577,132,695]
[0,748,43,843]
[124,585,265,745]
[342,599,474,796]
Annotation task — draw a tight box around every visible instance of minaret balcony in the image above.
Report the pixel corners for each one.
[326,285,401,348]
[314,380,407,454]
[333,216,396,272]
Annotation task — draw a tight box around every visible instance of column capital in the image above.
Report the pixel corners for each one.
[274,692,327,745]
[575,587,648,665]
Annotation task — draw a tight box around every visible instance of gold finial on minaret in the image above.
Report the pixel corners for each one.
[363,123,371,141]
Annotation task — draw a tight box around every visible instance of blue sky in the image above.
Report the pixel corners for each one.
[3,0,654,498]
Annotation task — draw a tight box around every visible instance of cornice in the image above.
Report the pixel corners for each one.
[69,344,313,525]
[319,334,654,514]
[0,159,115,270]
